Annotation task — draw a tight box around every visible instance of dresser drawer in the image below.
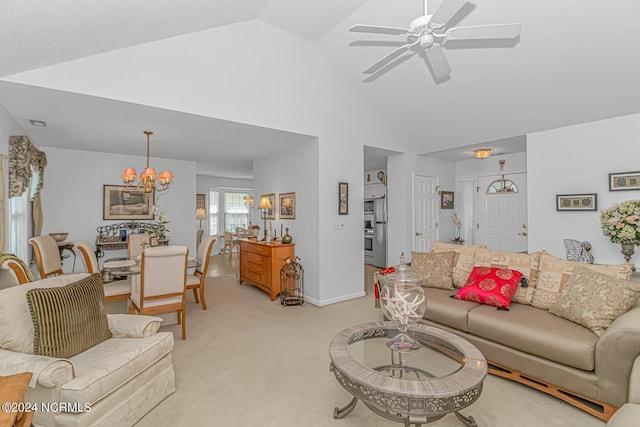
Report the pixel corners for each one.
[246,251,267,265]
[242,243,272,257]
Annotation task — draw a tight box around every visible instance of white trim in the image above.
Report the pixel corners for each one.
[305,291,366,307]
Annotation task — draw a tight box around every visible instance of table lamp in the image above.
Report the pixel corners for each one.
[258,196,272,241]
[196,208,207,228]
[196,208,207,246]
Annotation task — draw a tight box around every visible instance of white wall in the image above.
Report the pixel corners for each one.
[6,20,418,304]
[0,105,25,284]
[253,139,323,303]
[528,113,640,268]
[41,147,196,272]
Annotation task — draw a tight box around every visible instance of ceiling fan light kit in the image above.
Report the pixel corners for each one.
[350,0,521,79]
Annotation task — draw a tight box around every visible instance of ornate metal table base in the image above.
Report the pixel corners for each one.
[329,323,487,427]
[333,396,478,427]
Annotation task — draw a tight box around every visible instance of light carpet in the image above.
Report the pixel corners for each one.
[135,254,605,427]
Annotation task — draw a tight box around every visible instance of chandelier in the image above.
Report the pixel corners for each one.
[121,131,173,193]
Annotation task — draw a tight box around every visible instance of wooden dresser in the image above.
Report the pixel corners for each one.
[239,240,295,301]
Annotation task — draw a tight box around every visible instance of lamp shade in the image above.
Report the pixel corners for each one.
[259,196,272,210]
[196,208,207,220]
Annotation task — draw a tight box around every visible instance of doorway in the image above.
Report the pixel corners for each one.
[477,173,528,252]
[413,175,438,252]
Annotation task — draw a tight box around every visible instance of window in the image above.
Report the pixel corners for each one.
[10,194,28,260]
[224,192,250,232]
[208,188,252,235]
[208,190,219,236]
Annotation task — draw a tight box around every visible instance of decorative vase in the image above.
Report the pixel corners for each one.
[281,228,293,244]
[621,243,636,270]
[380,253,427,353]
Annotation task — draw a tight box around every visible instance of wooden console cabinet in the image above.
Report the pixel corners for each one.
[239,240,295,301]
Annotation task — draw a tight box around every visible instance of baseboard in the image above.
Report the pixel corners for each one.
[306,291,366,307]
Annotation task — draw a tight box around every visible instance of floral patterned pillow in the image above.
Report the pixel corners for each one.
[432,242,486,288]
[410,251,455,289]
[549,267,640,336]
[454,266,522,309]
[532,252,633,310]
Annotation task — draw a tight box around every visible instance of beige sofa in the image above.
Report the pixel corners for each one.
[409,243,640,422]
[0,273,176,427]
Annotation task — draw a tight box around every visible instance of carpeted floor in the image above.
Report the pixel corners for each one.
[135,254,605,427]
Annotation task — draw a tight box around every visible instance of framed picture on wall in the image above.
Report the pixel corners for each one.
[440,191,454,209]
[338,182,348,215]
[261,193,276,219]
[556,193,597,211]
[609,171,640,191]
[279,192,296,219]
[103,185,154,220]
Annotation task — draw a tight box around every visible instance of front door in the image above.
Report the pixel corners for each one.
[414,175,438,252]
[478,173,528,252]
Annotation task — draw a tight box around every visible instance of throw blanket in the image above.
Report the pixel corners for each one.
[0,253,36,282]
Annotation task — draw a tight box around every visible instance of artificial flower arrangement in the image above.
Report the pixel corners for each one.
[600,200,640,244]
[451,211,464,244]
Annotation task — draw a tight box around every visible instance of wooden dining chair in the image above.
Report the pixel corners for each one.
[129,246,188,340]
[28,235,64,278]
[73,240,131,302]
[186,235,217,310]
[0,255,34,285]
[127,234,150,260]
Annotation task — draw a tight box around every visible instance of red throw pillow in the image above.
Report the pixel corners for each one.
[454,267,523,309]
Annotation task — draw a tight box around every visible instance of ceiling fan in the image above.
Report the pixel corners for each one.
[349,0,521,78]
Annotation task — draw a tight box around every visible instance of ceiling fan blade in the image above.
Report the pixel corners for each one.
[429,0,468,28]
[445,23,521,41]
[349,24,409,36]
[363,40,419,74]
[425,44,452,78]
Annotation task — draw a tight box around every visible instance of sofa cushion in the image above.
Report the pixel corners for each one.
[532,252,633,310]
[26,274,112,358]
[549,267,640,337]
[423,287,479,332]
[411,251,455,289]
[432,242,486,288]
[60,332,174,407]
[467,303,598,371]
[0,273,90,353]
[473,248,542,305]
[454,267,522,309]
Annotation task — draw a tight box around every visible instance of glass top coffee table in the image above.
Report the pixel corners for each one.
[329,322,487,426]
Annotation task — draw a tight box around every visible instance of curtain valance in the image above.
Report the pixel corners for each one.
[9,135,47,199]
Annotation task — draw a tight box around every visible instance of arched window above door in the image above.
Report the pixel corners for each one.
[486,178,519,194]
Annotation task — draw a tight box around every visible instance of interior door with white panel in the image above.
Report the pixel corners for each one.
[414,175,438,252]
[478,173,528,252]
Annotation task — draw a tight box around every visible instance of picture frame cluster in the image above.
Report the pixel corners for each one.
[260,192,296,220]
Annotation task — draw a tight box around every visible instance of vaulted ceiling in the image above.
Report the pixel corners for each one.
[1,0,639,178]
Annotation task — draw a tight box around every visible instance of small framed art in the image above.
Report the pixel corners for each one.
[440,191,454,209]
[279,192,296,219]
[338,182,348,215]
[556,194,597,211]
[609,171,640,191]
[261,193,276,219]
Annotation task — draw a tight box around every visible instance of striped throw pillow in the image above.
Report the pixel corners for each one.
[26,273,112,358]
